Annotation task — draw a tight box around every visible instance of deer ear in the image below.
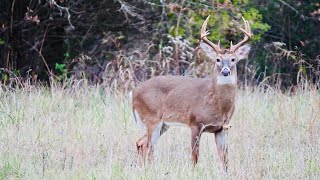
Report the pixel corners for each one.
[199,41,217,59]
[235,44,251,60]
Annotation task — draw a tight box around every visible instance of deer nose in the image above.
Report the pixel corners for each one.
[221,68,231,76]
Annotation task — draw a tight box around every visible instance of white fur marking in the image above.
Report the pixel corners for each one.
[217,75,236,85]
[215,130,227,151]
[129,91,147,129]
[164,121,188,127]
[134,109,146,129]
[128,91,133,100]
[151,122,164,146]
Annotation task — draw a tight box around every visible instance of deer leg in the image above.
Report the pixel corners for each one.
[136,133,148,163]
[146,122,166,161]
[136,122,168,163]
[191,126,202,165]
[215,130,228,171]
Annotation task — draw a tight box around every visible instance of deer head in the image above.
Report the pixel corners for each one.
[199,16,252,83]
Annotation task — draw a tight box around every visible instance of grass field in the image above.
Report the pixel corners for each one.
[0,84,319,179]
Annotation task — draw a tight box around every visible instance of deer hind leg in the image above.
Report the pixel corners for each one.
[136,133,148,163]
[136,122,168,163]
[191,126,202,165]
[215,130,228,171]
[146,121,167,161]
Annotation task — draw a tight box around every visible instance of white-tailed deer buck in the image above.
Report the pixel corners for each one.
[131,16,252,171]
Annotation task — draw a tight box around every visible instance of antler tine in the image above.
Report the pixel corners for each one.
[230,17,252,52]
[200,15,222,53]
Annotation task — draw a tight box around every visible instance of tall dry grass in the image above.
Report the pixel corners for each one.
[0,83,319,179]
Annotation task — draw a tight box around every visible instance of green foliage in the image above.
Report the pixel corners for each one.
[306,158,320,174]
[64,52,70,59]
[0,38,4,45]
[111,163,125,179]
[55,63,67,81]
[243,8,271,41]
[1,73,9,81]
[0,154,24,179]
[163,1,270,49]
[55,63,66,74]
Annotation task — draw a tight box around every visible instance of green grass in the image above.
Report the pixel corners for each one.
[0,85,319,179]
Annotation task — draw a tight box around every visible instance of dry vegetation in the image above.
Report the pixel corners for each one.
[0,83,319,179]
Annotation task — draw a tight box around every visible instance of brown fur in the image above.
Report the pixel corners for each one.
[132,68,237,167]
[133,75,236,129]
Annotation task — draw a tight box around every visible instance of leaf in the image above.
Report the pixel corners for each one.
[0,39,5,45]
[55,63,66,72]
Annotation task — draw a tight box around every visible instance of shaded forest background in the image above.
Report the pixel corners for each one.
[0,0,319,90]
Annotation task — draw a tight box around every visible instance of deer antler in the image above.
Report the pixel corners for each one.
[229,17,252,52]
[200,15,222,53]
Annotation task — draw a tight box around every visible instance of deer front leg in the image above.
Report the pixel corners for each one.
[191,126,202,165]
[215,130,228,171]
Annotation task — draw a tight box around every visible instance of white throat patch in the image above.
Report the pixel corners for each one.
[217,75,236,85]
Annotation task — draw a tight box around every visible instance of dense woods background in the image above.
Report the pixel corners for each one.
[1,0,319,89]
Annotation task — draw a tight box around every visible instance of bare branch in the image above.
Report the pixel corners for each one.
[277,0,317,20]
[49,0,75,31]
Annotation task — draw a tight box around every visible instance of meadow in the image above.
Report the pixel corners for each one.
[0,83,319,179]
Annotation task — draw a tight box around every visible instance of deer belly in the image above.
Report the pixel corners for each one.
[161,111,189,127]
[163,121,189,127]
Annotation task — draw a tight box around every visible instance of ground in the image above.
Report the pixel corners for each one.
[0,84,319,179]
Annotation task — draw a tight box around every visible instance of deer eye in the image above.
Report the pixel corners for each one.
[216,58,221,62]
[231,58,235,62]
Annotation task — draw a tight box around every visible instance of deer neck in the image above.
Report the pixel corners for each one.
[211,75,237,98]
[207,73,237,112]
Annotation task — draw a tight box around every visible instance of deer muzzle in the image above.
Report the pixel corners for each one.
[221,67,231,76]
